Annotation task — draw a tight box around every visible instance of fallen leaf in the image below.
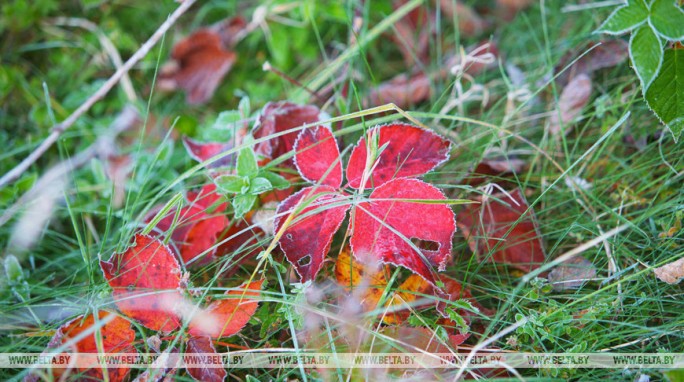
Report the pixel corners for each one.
[185,336,226,382]
[335,250,489,324]
[159,29,236,105]
[275,185,351,281]
[463,157,527,186]
[253,101,324,167]
[654,257,684,284]
[547,255,597,291]
[351,178,456,286]
[100,234,183,332]
[182,136,237,168]
[105,154,132,209]
[556,40,629,86]
[457,189,546,273]
[30,312,136,382]
[188,279,264,338]
[549,73,592,134]
[346,124,452,189]
[293,126,343,188]
[368,73,432,109]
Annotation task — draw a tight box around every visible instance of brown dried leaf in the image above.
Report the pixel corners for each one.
[654,257,684,284]
[549,73,592,134]
[556,40,629,86]
[158,29,236,105]
[547,255,597,291]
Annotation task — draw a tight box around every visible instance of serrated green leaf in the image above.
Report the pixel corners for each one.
[202,110,241,142]
[237,146,259,178]
[215,174,246,194]
[249,177,273,195]
[233,194,257,218]
[260,171,291,190]
[649,0,684,40]
[630,24,663,89]
[645,49,684,141]
[597,0,649,35]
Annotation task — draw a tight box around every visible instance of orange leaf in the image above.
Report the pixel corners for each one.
[29,312,136,382]
[188,279,264,339]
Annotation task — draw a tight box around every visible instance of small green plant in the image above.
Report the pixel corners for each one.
[597,0,684,140]
[214,139,290,218]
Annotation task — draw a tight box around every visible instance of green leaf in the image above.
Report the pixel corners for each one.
[233,194,257,218]
[649,0,684,40]
[237,146,259,178]
[239,96,250,119]
[259,171,291,190]
[202,110,241,142]
[597,0,649,35]
[215,175,247,194]
[249,177,273,195]
[630,24,663,89]
[645,48,684,141]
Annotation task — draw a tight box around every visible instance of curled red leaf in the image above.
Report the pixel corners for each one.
[346,124,451,189]
[457,189,546,273]
[100,234,183,332]
[293,126,343,188]
[253,102,323,165]
[188,279,264,339]
[350,178,456,285]
[275,186,350,281]
[185,336,226,382]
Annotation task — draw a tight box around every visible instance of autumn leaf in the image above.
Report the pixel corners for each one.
[100,234,183,332]
[29,311,136,382]
[293,126,343,188]
[188,279,264,338]
[158,26,239,105]
[549,73,593,134]
[253,102,325,166]
[275,186,351,281]
[183,137,237,168]
[351,178,456,286]
[457,189,546,273]
[185,336,226,382]
[277,123,456,286]
[548,255,597,291]
[346,124,451,189]
[654,257,684,284]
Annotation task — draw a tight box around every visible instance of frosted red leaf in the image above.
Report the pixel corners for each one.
[180,213,229,266]
[215,219,265,277]
[350,178,455,285]
[188,279,264,339]
[185,336,226,382]
[100,234,183,332]
[346,124,451,189]
[252,102,323,165]
[159,29,236,105]
[182,137,236,168]
[33,312,136,382]
[456,188,546,273]
[188,184,228,213]
[293,126,343,188]
[275,186,350,281]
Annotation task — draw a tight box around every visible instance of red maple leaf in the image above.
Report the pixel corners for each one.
[275,123,455,285]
